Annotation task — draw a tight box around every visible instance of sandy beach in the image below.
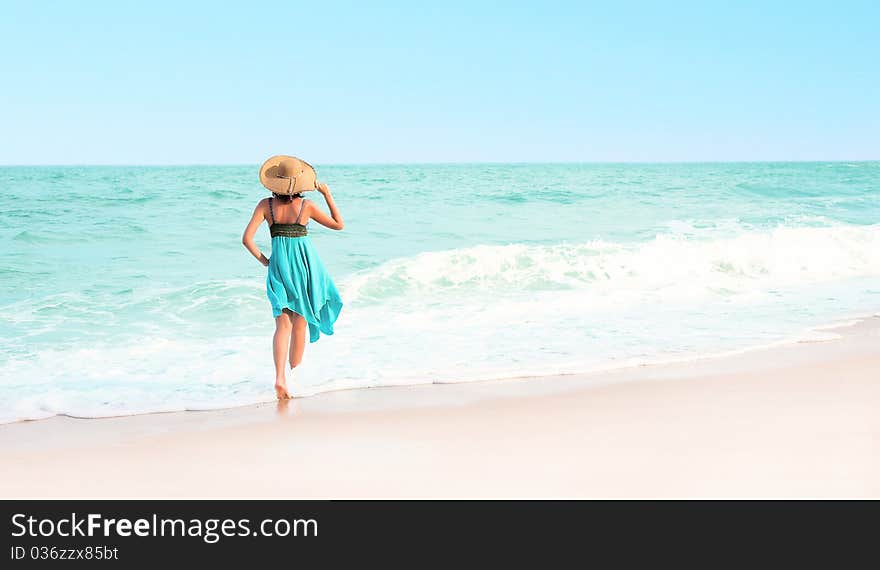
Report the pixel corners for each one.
[2,317,878,499]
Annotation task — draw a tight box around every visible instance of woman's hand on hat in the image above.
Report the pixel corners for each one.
[316,182,330,196]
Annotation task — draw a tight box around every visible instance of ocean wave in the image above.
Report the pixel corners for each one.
[341,224,880,304]
[3,223,880,424]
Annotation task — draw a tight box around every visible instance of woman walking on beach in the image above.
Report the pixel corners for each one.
[241,155,345,400]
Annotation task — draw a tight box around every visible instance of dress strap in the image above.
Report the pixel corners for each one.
[294,198,307,225]
[268,197,275,225]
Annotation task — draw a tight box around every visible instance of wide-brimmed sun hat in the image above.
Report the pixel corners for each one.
[259,155,318,195]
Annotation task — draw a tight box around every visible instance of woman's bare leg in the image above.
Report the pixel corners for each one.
[273,310,294,399]
[288,312,307,370]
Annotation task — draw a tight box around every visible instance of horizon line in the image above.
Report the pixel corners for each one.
[1,158,878,168]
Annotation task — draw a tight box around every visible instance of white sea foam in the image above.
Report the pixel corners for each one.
[342,224,880,305]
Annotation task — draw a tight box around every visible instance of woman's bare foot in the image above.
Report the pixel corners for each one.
[274,381,291,400]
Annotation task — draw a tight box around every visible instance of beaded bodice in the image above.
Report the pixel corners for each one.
[270,222,308,238]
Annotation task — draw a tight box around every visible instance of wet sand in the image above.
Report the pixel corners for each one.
[2,317,879,498]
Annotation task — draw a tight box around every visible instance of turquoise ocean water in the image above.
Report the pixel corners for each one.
[1,162,879,422]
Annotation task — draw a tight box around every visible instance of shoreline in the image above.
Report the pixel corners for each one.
[3,311,876,426]
[2,316,878,497]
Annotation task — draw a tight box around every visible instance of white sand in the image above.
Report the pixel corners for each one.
[2,317,879,498]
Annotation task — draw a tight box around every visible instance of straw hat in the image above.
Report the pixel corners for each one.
[259,155,318,195]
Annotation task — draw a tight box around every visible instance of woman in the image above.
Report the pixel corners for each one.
[241,155,345,400]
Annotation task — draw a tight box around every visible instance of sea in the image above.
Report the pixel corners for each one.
[1,162,879,423]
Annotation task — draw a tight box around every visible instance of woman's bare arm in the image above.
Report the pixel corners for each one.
[241,199,270,266]
[307,182,344,230]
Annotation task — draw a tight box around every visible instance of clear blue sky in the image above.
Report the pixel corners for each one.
[1,0,877,164]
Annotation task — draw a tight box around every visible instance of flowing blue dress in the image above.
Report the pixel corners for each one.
[265,196,343,342]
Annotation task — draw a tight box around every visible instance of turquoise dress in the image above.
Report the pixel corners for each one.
[265,196,343,342]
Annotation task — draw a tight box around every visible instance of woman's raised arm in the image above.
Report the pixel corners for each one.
[306,182,344,230]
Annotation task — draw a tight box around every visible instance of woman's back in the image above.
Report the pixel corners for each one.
[269,196,309,225]
[268,196,309,238]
